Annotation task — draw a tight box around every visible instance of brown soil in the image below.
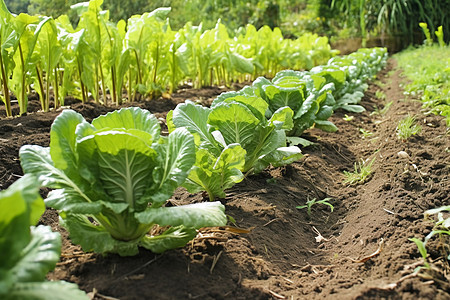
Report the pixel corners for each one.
[1,59,449,300]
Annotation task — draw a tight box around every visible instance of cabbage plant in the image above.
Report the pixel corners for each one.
[254,70,338,136]
[0,175,88,300]
[167,98,302,200]
[20,107,227,256]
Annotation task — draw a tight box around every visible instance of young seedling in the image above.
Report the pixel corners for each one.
[373,80,386,88]
[371,100,393,116]
[409,238,431,270]
[296,197,334,216]
[375,90,386,101]
[343,114,354,121]
[409,205,450,272]
[343,157,376,185]
[396,115,422,141]
[359,128,374,139]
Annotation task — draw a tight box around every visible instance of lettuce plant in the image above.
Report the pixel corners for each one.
[167,98,302,200]
[183,143,247,201]
[324,47,388,112]
[248,70,337,136]
[20,107,227,256]
[308,64,366,113]
[217,47,388,138]
[209,95,303,172]
[0,175,88,300]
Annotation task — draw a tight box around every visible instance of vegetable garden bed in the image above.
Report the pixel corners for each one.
[1,58,449,299]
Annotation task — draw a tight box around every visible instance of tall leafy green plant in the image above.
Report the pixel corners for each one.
[55,15,86,103]
[33,18,63,112]
[10,14,51,115]
[73,0,111,104]
[167,31,190,93]
[124,7,171,100]
[0,0,20,117]
[101,19,130,105]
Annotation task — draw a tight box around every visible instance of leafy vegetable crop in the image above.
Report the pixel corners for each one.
[20,107,227,256]
[314,47,388,113]
[167,98,302,200]
[0,175,88,300]
[252,69,338,136]
[209,47,388,138]
[0,0,337,117]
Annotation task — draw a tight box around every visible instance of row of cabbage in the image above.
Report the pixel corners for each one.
[0,47,386,299]
[0,0,337,117]
[168,47,388,200]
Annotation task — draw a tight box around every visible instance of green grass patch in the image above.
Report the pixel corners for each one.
[395,45,450,126]
[343,157,376,185]
[396,114,422,141]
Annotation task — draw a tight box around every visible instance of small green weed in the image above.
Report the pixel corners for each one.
[227,215,237,226]
[343,114,354,121]
[409,237,431,270]
[296,197,334,216]
[359,128,374,139]
[373,80,386,88]
[375,90,386,101]
[343,157,376,185]
[410,205,450,272]
[396,115,422,141]
[371,101,393,116]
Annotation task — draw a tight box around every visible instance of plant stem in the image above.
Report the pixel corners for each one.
[170,45,176,94]
[111,65,117,105]
[0,47,12,117]
[99,61,107,105]
[133,49,142,84]
[45,66,51,112]
[35,66,46,111]
[18,43,27,115]
[77,58,87,103]
[54,65,60,108]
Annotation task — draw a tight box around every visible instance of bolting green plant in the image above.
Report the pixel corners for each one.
[20,107,227,256]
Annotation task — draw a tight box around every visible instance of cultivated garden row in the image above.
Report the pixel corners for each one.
[1,46,388,299]
[0,0,337,117]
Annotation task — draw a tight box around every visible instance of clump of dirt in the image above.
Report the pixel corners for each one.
[0,60,448,300]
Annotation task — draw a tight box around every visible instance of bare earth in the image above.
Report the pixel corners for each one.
[0,59,449,300]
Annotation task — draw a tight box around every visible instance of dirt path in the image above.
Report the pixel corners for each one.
[0,59,449,299]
